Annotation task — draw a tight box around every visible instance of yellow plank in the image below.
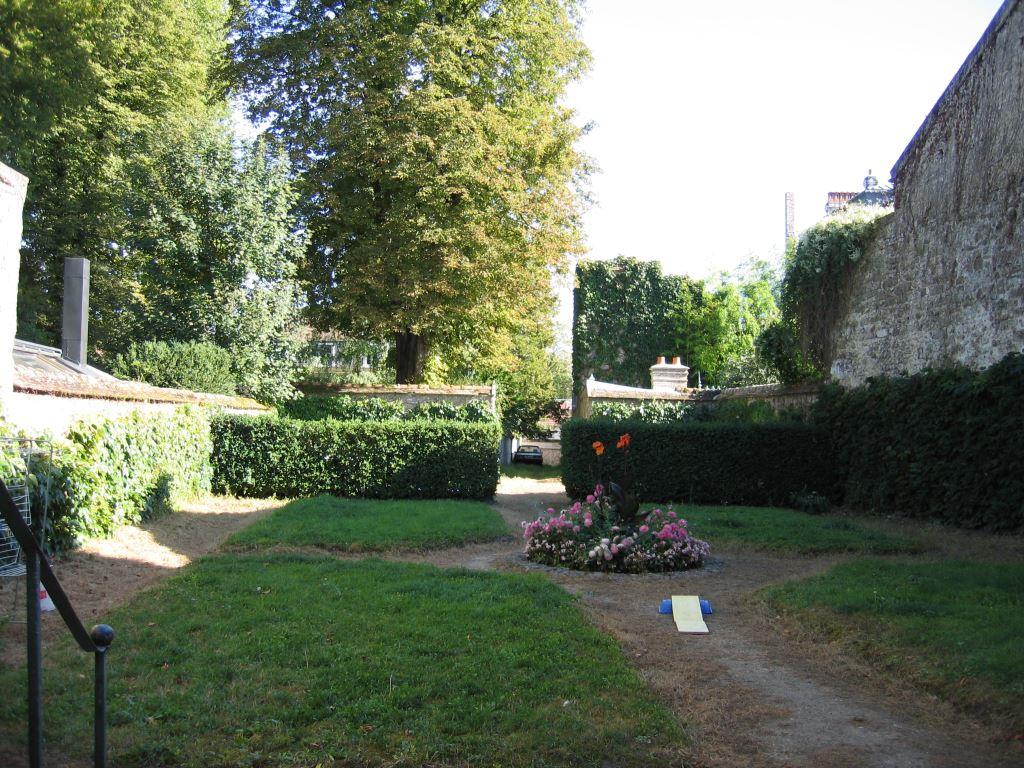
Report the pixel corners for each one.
[672,595,709,634]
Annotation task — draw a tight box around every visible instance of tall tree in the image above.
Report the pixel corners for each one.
[226,0,590,382]
[0,0,226,347]
[120,124,306,403]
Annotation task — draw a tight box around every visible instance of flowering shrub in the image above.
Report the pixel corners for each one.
[523,486,710,573]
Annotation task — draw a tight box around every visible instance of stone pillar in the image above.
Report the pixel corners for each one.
[0,162,28,412]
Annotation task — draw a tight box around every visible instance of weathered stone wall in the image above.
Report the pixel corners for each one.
[829,0,1024,385]
[0,162,27,410]
[714,383,822,414]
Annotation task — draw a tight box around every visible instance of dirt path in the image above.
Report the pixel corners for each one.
[476,477,1022,768]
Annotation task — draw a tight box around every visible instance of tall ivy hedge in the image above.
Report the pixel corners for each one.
[814,353,1024,531]
[37,407,212,550]
[212,415,500,500]
[572,257,689,400]
[561,418,836,506]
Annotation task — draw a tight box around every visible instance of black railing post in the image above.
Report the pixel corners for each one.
[26,548,43,768]
[90,625,114,768]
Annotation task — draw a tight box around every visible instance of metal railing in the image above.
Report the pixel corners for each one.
[0,479,113,768]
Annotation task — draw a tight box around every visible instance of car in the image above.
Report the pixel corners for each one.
[512,444,544,465]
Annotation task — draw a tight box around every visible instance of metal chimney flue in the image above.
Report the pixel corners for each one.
[61,257,90,369]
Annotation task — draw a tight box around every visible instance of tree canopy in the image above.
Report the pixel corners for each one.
[225,0,591,382]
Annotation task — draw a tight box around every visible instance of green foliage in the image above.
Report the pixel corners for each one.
[227,0,591,382]
[211,415,501,500]
[761,206,890,380]
[407,400,495,423]
[226,495,509,552]
[110,341,237,395]
[813,353,1024,531]
[678,505,918,554]
[561,418,836,506]
[278,395,405,422]
[0,556,685,765]
[590,400,693,423]
[43,408,212,551]
[1,0,227,346]
[667,261,780,387]
[116,124,306,403]
[572,257,686,395]
[763,559,1024,733]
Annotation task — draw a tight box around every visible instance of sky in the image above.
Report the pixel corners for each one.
[565,0,1004,278]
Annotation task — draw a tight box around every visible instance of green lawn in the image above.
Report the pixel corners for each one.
[657,505,921,554]
[226,495,510,552]
[502,463,563,480]
[0,556,687,767]
[763,559,1024,731]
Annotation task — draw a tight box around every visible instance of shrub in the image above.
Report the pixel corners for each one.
[590,400,692,423]
[278,394,405,422]
[111,340,237,395]
[41,407,212,551]
[814,353,1024,531]
[211,415,500,500]
[561,418,836,506]
[523,487,709,573]
[406,400,496,423]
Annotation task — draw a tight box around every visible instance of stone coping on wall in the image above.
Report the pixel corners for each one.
[713,382,823,400]
[13,366,270,411]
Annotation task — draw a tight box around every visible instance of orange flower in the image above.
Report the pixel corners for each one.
[592,440,605,456]
[617,433,632,449]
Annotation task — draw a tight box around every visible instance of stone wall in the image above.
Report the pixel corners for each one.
[828,0,1024,385]
[0,162,27,410]
[714,383,822,414]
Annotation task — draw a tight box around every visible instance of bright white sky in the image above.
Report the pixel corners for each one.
[566,0,1003,276]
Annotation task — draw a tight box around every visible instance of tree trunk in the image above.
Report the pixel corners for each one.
[394,329,428,384]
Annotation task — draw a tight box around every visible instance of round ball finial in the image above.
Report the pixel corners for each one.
[90,624,115,649]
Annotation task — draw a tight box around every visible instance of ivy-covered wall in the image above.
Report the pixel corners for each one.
[572,257,689,408]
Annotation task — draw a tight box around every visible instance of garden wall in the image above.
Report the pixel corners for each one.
[294,382,496,413]
[828,0,1024,385]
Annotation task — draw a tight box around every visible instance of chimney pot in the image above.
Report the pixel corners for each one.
[61,257,90,369]
[671,356,681,365]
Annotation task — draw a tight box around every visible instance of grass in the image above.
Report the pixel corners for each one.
[501,463,563,480]
[762,558,1024,733]
[225,495,510,552]
[648,504,922,554]
[0,556,687,767]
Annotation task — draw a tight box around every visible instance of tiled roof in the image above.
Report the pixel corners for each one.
[12,340,269,411]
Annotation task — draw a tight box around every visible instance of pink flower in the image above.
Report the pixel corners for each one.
[573,525,580,532]
[603,551,613,561]
[594,484,604,496]
[546,508,555,514]
[667,510,676,518]
[585,494,595,504]
[610,544,619,555]
[639,525,649,534]
[584,518,593,527]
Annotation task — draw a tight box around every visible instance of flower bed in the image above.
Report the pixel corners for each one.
[523,485,710,573]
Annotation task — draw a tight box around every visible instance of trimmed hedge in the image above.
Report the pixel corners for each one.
[110,340,237,395]
[561,418,836,506]
[814,354,1024,531]
[211,415,500,500]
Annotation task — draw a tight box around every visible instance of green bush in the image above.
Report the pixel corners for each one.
[561,418,836,506]
[407,400,497,423]
[212,415,500,500]
[41,407,212,551]
[110,340,237,395]
[590,400,692,423]
[278,394,405,422]
[814,353,1024,531]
